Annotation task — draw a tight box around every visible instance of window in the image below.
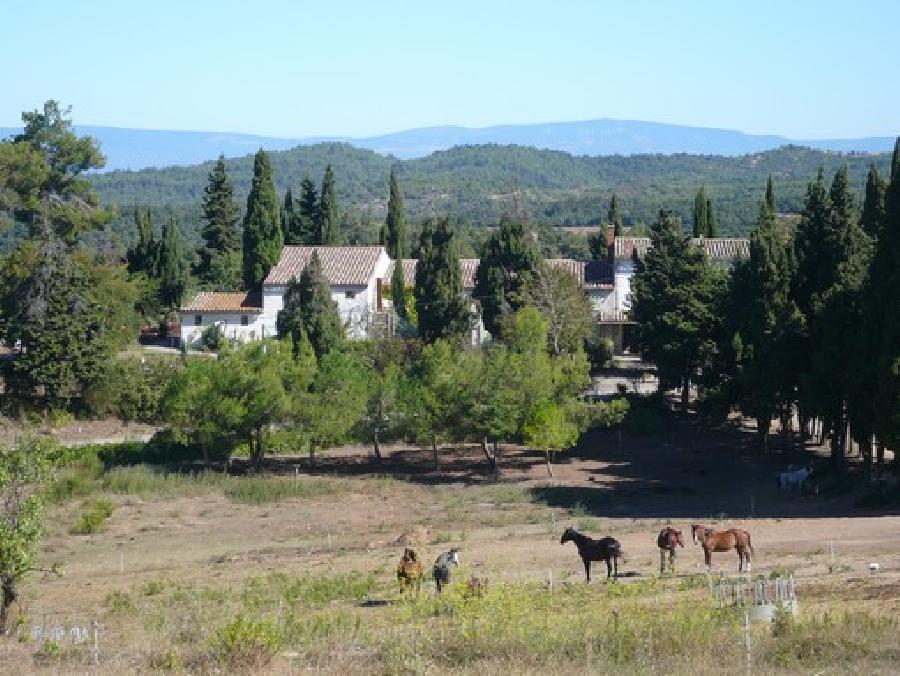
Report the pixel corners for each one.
[194,315,202,326]
[345,290,356,299]
[241,315,249,326]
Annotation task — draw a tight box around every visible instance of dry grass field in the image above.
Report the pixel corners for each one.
[2,416,899,674]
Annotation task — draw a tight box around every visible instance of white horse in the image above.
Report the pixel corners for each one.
[778,465,812,492]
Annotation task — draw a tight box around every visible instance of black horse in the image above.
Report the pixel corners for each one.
[560,527,623,581]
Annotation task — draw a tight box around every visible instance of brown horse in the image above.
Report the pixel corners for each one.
[691,524,754,573]
[397,547,424,594]
[657,527,684,575]
[560,527,623,581]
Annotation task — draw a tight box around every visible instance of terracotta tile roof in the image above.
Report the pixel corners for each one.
[545,258,585,280]
[181,292,263,313]
[264,246,386,286]
[385,258,481,289]
[691,237,750,259]
[614,236,749,261]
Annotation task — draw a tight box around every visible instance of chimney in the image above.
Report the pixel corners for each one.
[605,224,615,247]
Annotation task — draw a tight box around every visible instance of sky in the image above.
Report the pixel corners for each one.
[3,0,899,139]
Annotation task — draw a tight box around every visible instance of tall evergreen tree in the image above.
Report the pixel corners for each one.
[861,164,887,238]
[294,172,318,244]
[414,218,470,342]
[276,251,343,360]
[870,139,900,454]
[801,167,872,469]
[242,149,283,290]
[608,193,623,236]
[126,207,157,276]
[706,197,717,237]
[281,187,294,240]
[473,217,542,337]
[726,190,802,449]
[316,164,340,244]
[385,167,406,259]
[391,256,408,320]
[196,155,240,285]
[158,211,187,308]
[630,210,721,410]
[765,175,777,214]
[692,188,709,238]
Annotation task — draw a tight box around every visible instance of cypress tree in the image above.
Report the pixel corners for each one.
[196,155,240,284]
[127,207,157,275]
[765,175,777,214]
[158,211,187,308]
[692,188,709,238]
[385,167,406,259]
[414,217,470,342]
[242,149,283,290]
[277,251,343,360]
[473,217,541,337]
[282,187,294,241]
[706,197,717,238]
[629,210,721,411]
[317,164,340,244]
[608,193,623,236]
[391,256,407,320]
[286,171,318,245]
[861,164,886,238]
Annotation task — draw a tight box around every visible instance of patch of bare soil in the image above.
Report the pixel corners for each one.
[0,418,157,446]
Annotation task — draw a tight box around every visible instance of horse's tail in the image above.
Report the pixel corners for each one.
[616,545,628,563]
[746,532,755,557]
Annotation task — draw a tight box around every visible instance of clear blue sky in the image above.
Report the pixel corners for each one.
[3,0,898,139]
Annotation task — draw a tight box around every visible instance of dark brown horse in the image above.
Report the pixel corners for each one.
[691,524,754,573]
[397,547,424,594]
[657,527,684,575]
[560,527,623,581]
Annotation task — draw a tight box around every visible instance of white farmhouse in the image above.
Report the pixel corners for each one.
[180,245,390,347]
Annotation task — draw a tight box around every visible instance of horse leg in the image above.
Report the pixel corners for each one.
[745,546,751,573]
[606,556,613,579]
[705,548,711,574]
[670,549,676,574]
[737,548,743,573]
[660,550,665,575]
[583,557,591,583]
[613,555,618,579]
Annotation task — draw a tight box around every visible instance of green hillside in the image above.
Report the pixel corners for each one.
[88,142,892,248]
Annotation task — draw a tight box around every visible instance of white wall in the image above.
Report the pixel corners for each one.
[180,312,265,347]
[588,288,615,316]
[614,260,635,313]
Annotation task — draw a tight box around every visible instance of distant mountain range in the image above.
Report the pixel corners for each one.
[1,119,895,171]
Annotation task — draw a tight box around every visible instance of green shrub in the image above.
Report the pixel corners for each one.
[222,476,348,505]
[200,324,225,352]
[83,355,182,423]
[213,615,283,669]
[69,499,115,534]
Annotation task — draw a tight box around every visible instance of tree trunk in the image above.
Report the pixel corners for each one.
[481,437,497,473]
[0,577,16,636]
[309,443,316,466]
[681,376,690,413]
[831,412,846,472]
[545,453,554,478]
[757,416,771,452]
[373,427,382,462]
[432,437,439,471]
[493,441,502,481]
[876,442,885,479]
[862,437,873,481]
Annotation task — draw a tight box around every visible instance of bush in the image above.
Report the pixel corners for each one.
[69,499,115,534]
[586,333,615,371]
[622,392,666,435]
[83,355,182,423]
[200,323,224,351]
[213,615,283,669]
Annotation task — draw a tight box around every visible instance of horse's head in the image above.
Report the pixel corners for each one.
[560,527,576,545]
[449,547,461,567]
[673,529,684,547]
[690,524,705,545]
[402,547,417,562]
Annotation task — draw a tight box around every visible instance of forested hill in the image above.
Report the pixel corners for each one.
[89,143,892,246]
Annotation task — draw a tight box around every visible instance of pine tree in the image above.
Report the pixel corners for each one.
[196,155,240,284]
[706,197,717,237]
[276,251,343,360]
[293,172,318,244]
[414,218,470,343]
[473,217,542,337]
[692,188,709,238]
[608,193,623,236]
[391,256,407,320]
[317,164,340,244]
[385,167,406,259]
[158,211,187,308]
[629,210,721,410]
[242,149,283,290]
